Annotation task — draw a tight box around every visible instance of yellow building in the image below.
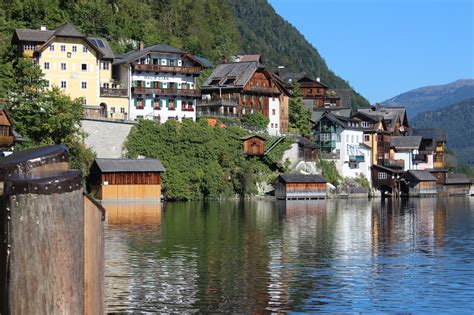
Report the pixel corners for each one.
[13,23,128,119]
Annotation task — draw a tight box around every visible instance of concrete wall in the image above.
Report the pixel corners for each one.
[81,118,136,158]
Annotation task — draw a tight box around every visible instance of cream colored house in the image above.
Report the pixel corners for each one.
[13,23,128,119]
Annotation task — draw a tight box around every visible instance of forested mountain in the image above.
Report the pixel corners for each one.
[411,98,474,165]
[228,0,369,108]
[383,79,474,117]
[0,0,369,107]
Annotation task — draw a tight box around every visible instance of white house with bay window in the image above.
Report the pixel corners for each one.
[112,43,208,123]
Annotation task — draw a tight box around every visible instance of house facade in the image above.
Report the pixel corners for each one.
[12,23,129,119]
[113,44,207,123]
[199,61,289,135]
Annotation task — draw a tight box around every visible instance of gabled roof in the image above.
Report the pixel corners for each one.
[277,72,328,88]
[95,158,165,173]
[241,134,266,141]
[406,170,437,182]
[278,173,327,184]
[53,23,85,38]
[409,128,447,143]
[310,107,352,123]
[357,106,407,130]
[202,62,262,88]
[195,56,213,68]
[114,44,206,67]
[312,111,367,131]
[445,173,471,184]
[13,28,54,42]
[235,54,262,62]
[391,136,422,150]
[297,137,318,149]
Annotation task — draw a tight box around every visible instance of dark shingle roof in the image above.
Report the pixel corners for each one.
[201,62,265,89]
[195,56,213,68]
[391,136,422,150]
[279,174,327,183]
[407,170,437,181]
[114,44,185,64]
[14,28,54,42]
[445,173,471,184]
[409,128,447,142]
[53,23,85,38]
[241,134,266,141]
[95,158,165,173]
[87,37,114,59]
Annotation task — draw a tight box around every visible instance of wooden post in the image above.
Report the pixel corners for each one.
[2,170,84,314]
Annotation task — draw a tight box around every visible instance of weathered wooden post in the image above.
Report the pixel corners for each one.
[0,145,105,314]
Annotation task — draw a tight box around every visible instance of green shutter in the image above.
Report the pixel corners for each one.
[166,99,169,108]
[187,83,191,89]
[134,98,137,107]
[159,81,163,88]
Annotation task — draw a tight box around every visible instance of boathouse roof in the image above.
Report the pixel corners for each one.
[278,174,327,184]
[95,158,165,173]
[445,173,471,184]
[391,136,422,150]
[406,170,437,182]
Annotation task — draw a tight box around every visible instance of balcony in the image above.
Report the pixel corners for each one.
[245,85,280,94]
[133,63,201,74]
[182,107,194,112]
[318,140,336,148]
[349,155,365,162]
[197,97,239,107]
[22,50,34,58]
[383,159,404,169]
[196,111,239,119]
[100,87,128,97]
[320,152,340,160]
[133,87,200,97]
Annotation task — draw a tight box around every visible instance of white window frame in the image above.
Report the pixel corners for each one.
[44,62,50,70]
[49,44,55,51]
[81,63,88,72]
[72,45,77,52]
[83,46,88,53]
[102,62,109,70]
[81,81,87,90]
[60,80,67,89]
[61,45,66,52]
[60,63,67,71]
[378,172,387,179]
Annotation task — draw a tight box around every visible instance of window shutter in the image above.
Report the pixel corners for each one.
[187,83,191,89]
[134,98,137,107]
[166,99,169,108]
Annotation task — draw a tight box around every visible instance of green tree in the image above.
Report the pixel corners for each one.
[319,160,341,186]
[241,112,269,131]
[5,58,94,175]
[289,82,311,136]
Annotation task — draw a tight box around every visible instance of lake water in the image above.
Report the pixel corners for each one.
[104,197,474,313]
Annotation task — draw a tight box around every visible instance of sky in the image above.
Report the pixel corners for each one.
[269,0,474,103]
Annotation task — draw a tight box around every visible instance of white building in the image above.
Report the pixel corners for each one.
[391,136,422,171]
[314,112,373,184]
[113,44,208,123]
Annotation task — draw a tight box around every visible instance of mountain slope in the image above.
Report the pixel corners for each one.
[383,79,474,117]
[228,0,369,108]
[411,98,474,165]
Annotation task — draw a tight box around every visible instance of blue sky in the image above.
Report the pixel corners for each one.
[269,0,474,103]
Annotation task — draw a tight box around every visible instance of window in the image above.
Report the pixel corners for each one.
[103,83,109,88]
[81,63,87,71]
[72,45,77,52]
[154,99,160,109]
[272,109,276,115]
[351,135,354,143]
[60,63,67,71]
[23,44,36,50]
[320,133,332,141]
[60,80,67,89]
[136,98,144,109]
[81,81,87,89]
[365,135,370,142]
[120,107,125,114]
[356,136,359,143]
[349,161,359,169]
[49,44,54,51]
[111,107,116,113]
[80,98,87,105]
[337,134,341,142]
[102,62,109,70]
[45,80,50,88]
[275,123,278,128]
[61,45,66,52]
[44,62,50,70]
[308,88,312,95]
[83,46,88,53]
[346,135,349,142]
[271,123,274,128]
[378,172,387,179]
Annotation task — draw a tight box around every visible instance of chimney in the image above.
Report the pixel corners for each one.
[316,77,320,82]
[40,26,47,31]
[139,41,144,51]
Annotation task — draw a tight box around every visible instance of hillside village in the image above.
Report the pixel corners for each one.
[2,22,472,200]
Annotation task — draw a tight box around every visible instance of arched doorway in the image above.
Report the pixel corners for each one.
[99,103,107,118]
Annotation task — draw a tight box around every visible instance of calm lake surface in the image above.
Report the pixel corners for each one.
[104,197,474,313]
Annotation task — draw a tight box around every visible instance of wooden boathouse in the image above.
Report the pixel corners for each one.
[402,170,437,196]
[443,173,471,196]
[275,174,327,200]
[89,158,166,200]
[241,134,266,156]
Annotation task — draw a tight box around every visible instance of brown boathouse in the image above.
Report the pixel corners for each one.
[241,135,266,156]
[402,170,437,196]
[275,174,327,200]
[89,158,166,200]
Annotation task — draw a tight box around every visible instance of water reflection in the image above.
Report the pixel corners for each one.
[105,197,474,313]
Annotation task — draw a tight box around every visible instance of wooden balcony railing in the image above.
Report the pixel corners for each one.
[197,97,239,107]
[383,159,404,169]
[133,87,200,97]
[320,152,340,160]
[100,87,128,97]
[133,63,201,74]
[245,85,280,94]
